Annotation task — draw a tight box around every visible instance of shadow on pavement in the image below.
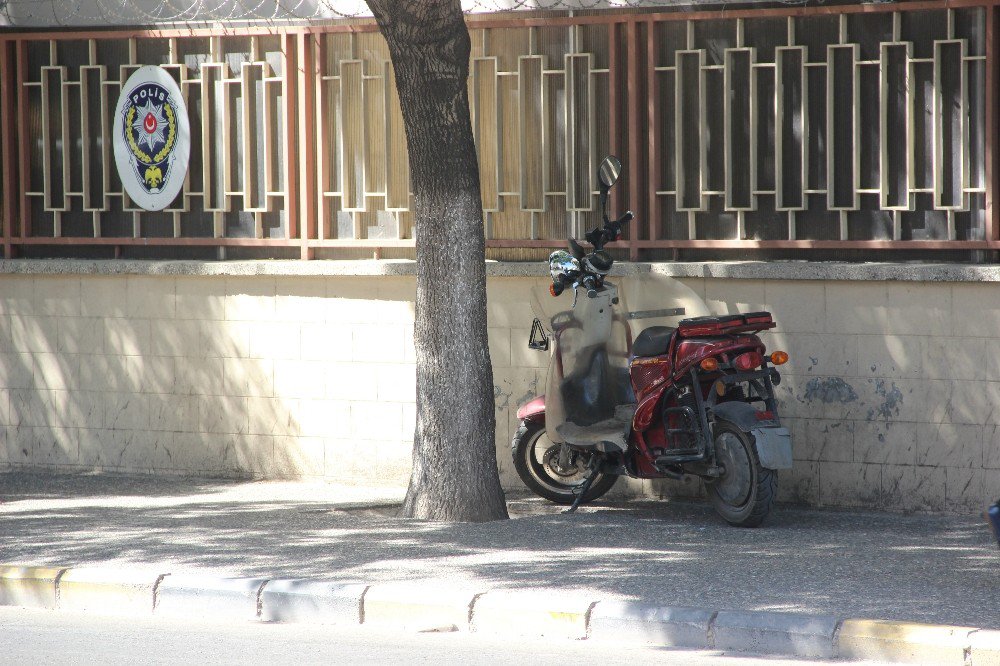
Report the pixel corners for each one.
[1,471,997,629]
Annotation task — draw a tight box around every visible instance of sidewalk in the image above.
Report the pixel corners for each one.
[1,471,998,662]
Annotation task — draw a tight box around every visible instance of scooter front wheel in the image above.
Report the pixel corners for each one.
[706,422,776,527]
[511,420,618,505]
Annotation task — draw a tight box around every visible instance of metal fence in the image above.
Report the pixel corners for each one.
[0,1,996,261]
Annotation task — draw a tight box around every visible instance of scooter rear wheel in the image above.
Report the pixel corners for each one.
[511,420,618,505]
[706,422,776,527]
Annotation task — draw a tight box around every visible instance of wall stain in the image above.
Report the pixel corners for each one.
[803,377,858,404]
[494,385,512,411]
[867,379,903,421]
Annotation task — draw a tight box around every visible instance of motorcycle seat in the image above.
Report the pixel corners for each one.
[632,326,675,358]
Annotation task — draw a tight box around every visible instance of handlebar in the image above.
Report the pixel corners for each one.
[550,208,635,300]
[586,210,634,250]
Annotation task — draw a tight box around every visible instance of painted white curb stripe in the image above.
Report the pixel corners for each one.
[58,567,163,614]
[713,610,840,659]
[471,591,598,639]
[0,564,995,664]
[155,574,267,621]
[589,601,714,648]
[970,629,1000,666]
[0,565,63,610]
[261,580,368,625]
[363,583,484,632]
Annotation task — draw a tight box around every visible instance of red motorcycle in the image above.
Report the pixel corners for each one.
[512,156,792,527]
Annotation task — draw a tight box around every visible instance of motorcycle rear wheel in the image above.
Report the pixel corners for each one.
[511,420,618,505]
[706,422,776,527]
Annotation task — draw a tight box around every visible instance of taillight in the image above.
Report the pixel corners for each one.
[734,351,763,371]
[699,357,719,372]
[770,351,789,365]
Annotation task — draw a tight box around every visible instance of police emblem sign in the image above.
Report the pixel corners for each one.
[113,66,190,211]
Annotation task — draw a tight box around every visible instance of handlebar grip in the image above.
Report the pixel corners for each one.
[620,211,634,224]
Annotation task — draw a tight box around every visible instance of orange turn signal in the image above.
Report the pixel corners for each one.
[699,357,719,372]
[770,351,789,365]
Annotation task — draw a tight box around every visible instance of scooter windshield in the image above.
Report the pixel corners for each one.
[530,281,633,443]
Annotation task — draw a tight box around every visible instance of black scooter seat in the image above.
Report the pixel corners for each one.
[632,326,675,358]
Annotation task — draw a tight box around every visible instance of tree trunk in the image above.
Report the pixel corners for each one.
[365,0,509,522]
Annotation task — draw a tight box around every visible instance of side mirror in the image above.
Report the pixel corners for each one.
[598,155,622,191]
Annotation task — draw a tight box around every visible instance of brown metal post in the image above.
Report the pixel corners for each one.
[315,34,329,242]
[626,19,642,261]
[609,22,619,219]
[283,33,300,246]
[297,32,318,260]
[16,39,29,243]
[987,5,998,242]
[646,20,660,248]
[0,39,16,258]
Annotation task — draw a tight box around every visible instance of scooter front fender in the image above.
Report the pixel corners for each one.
[516,395,546,422]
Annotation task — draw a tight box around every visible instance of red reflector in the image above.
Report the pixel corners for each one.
[755,411,774,420]
[734,351,762,371]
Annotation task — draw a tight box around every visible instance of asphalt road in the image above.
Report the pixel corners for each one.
[1,471,998,628]
[0,606,878,666]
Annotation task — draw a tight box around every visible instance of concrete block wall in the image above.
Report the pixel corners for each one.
[0,272,420,487]
[0,261,997,514]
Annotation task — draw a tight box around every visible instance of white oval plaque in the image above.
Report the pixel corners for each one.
[112,65,190,211]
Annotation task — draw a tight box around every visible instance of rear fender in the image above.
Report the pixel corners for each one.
[710,401,792,470]
[516,395,545,422]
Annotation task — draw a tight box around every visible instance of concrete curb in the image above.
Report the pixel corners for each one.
[363,582,483,632]
[970,629,1000,666]
[155,574,268,621]
[712,610,840,659]
[588,601,713,648]
[0,565,64,609]
[837,619,978,665]
[0,564,993,662]
[260,580,367,625]
[470,590,598,639]
[57,567,163,614]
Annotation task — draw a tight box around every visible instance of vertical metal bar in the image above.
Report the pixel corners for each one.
[627,19,641,261]
[283,33,299,244]
[0,39,15,257]
[17,39,30,240]
[316,35,329,240]
[987,5,997,241]
[298,32,317,259]
[608,22,620,220]
[647,19,659,245]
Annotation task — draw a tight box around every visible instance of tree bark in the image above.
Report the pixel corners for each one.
[365,0,508,521]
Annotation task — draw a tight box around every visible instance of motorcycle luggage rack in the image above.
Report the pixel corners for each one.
[677,311,776,338]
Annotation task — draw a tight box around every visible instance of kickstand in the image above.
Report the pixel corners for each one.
[564,458,599,514]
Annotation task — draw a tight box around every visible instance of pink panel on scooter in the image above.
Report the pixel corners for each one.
[516,395,546,421]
